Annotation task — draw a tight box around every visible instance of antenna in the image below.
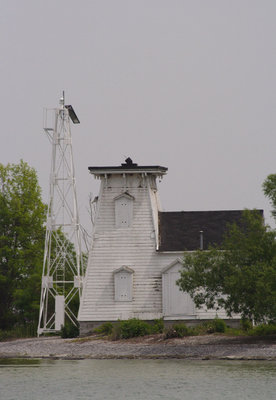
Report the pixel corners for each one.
[37,93,83,336]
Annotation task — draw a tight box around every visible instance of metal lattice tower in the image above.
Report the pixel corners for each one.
[37,94,83,336]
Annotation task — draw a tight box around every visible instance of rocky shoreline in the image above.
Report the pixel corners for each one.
[1,334,276,360]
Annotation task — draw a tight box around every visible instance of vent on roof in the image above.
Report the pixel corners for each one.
[200,231,204,250]
[121,157,138,167]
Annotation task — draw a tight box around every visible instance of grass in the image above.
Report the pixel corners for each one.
[0,324,36,341]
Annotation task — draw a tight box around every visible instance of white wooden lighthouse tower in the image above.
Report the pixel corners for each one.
[78,158,168,334]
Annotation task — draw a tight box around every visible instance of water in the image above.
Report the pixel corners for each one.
[0,359,276,400]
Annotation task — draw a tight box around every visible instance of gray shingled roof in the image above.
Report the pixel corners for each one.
[158,210,263,251]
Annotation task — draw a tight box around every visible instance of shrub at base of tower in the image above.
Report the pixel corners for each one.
[94,319,164,340]
[60,322,80,338]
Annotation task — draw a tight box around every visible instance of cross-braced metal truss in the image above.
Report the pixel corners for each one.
[37,96,83,336]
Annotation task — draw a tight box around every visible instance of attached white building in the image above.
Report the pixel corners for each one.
[78,158,248,335]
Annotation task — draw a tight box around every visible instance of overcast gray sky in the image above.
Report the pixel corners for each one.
[1,0,276,232]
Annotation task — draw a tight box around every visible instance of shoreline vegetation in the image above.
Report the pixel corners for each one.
[0,333,276,361]
[2,318,276,342]
[1,319,276,361]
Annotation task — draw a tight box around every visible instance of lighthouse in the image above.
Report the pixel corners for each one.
[78,158,169,334]
[78,158,248,335]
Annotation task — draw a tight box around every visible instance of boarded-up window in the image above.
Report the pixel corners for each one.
[114,193,134,228]
[114,266,134,301]
[162,260,195,317]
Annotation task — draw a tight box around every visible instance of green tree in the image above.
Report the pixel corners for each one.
[0,160,46,329]
[263,174,276,220]
[177,210,276,323]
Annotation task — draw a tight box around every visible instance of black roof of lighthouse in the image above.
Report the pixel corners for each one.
[88,158,167,175]
[158,209,263,251]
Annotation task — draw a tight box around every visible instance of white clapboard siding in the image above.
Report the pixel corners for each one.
[78,175,164,322]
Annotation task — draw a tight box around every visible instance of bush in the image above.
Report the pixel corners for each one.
[60,323,79,338]
[0,330,10,341]
[109,318,164,340]
[93,322,113,336]
[199,318,227,334]
[165,323,191,339]
[212,318,227,333]
[248,323,276,336]
[120,319,152,339]
[240,318,253,332]
[110,322,122,341]
[152,318,164,334]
